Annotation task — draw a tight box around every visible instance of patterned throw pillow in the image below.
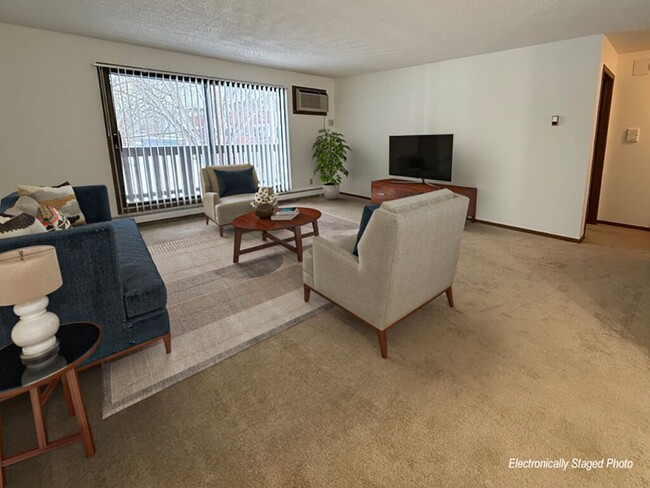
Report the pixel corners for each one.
[3,195,41,217]
[36,204,72,231]
[0,212,47,240]
[17,183,86,226]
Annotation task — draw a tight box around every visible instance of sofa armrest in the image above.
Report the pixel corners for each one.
[313,236,360,270]
[311,235,392,328]
[0,223,126,348]
[74,185,112,223]
[336,235,358,254]
[203,192,220,219]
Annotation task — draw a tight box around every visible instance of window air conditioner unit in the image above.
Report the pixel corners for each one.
[292,86,328,115]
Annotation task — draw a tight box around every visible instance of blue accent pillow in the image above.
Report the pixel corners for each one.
[352,204,380,256]
[214,168,257,197]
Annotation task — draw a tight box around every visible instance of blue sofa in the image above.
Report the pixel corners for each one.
[0,185,170,366]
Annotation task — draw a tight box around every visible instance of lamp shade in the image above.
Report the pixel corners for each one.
[0,246,63,306]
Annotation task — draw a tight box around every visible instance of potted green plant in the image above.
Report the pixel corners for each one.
[312,129,350,200]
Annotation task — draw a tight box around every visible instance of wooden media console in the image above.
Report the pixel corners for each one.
[371,179,477,221]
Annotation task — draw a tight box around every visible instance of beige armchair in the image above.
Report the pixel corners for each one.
[303,190,469,357]
[201,164,260,236]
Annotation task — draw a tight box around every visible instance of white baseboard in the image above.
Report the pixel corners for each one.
[125,187,323,224]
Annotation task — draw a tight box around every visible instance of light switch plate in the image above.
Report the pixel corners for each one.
[632,59,650,76]
[626,128,640,142]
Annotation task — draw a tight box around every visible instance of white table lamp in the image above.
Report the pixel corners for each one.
[0,246,63,365]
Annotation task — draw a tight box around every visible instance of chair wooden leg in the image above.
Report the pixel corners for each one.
[205,215,209,225]
[163,334,172,354]
[376,329,388,358]
[445,286,454,308]
[303,284,311,302]
[218,224,224,237]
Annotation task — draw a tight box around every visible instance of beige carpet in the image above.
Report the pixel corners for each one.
[1,196,648,488]
[102,211,359,417]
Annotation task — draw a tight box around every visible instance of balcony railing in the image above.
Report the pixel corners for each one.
[119,144,286,212]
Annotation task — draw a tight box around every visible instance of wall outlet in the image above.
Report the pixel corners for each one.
[309,178,313,185]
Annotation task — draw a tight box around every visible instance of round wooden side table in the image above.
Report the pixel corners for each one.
[0,322,102,487]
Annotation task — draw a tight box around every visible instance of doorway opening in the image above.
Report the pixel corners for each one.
[586,66,615,225]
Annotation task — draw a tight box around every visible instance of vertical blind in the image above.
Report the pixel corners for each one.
[97,65,291,214]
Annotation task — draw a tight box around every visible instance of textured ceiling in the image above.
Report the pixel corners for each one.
[607,30,650,53]
[1,0,650,77]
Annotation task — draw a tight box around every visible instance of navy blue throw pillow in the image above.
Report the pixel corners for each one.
[214,168,257,197]
[352,204,380,257]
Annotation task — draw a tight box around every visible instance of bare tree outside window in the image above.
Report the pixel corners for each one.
[103,69,291,213]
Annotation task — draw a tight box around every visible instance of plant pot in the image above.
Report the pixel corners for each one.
[255,204,275,218]
[322,184,340,200]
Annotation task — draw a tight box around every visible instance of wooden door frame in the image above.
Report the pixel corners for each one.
[585,66,615,227]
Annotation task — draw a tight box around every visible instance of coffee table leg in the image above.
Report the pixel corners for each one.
[65,369,95,458]
[262,231,267,241]
[312,220,319,237]
[233,228,242,263]
[295,226,303,262]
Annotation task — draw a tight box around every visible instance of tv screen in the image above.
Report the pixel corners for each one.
[389,134,453,182]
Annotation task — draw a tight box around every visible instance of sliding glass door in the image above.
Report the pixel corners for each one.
[98,66,291,214]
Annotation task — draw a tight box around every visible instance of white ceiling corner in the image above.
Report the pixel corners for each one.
[607,29,650,53]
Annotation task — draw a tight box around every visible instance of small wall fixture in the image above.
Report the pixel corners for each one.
[625,128,640,143]
[632,59,650,76]
[551,115,560,126]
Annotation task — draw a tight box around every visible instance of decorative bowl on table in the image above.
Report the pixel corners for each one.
[255,204,275,218]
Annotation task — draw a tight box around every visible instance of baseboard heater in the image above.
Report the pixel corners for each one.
[277,188,322,199]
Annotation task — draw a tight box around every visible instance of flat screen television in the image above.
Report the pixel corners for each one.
[389,134,453,182]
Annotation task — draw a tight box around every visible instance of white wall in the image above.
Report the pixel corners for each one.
[0,23,333,216]
[601,36,619,76]
[335,36,605,239]
[599,49,650,228]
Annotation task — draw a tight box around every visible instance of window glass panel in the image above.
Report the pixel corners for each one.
[100,67,291,213]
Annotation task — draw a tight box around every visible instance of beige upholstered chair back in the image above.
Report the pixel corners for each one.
[356,190,469,326]
[200,164,260,195]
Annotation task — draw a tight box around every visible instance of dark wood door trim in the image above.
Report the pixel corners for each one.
[586,67,615,226]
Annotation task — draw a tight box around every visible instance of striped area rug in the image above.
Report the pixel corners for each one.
[102,213,358,418]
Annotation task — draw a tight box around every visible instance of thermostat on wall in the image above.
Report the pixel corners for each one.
[626,128,640,143]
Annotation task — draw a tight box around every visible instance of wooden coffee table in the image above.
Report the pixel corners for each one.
[232,207,321,263]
